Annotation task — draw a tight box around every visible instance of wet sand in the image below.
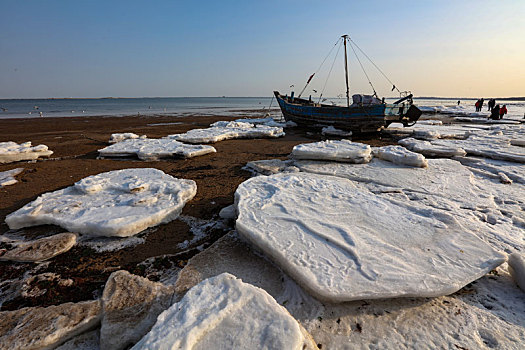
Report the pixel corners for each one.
[0,113,395,310]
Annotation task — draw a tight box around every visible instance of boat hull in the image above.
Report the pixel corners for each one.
[274,91,419,132]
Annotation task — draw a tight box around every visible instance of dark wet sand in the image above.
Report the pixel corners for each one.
[0,113,395,310]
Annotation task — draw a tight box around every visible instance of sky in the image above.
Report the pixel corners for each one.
[1,0,524,99]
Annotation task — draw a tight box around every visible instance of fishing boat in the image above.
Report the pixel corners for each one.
[274,35,422,132]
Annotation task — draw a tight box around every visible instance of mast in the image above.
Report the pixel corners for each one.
[342,35,350,107]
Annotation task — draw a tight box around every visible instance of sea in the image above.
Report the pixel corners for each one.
[0,97,524,121]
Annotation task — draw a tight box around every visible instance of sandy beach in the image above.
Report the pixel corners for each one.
[0,113,395,310]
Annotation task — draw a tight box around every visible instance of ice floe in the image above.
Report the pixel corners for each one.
[0,233,77,263]
[101,270,176,350]
[245,159,296,175]
[453,117,521,125]
[109,133,146,143]
[98,138,216,160]
[169,121,285,144]
[0,168,24,187]
[175,232,525,349]
[291,140,372,163]
[321,126,352,137]
[508,253,525,292]
[134,273,317,349]
[454,157,525,184]
[233,117,296,128]
[0,141,53,164]
[399,137,467,157]
[0,300,101,350]
[373,145,428,167]
[235,172,505,302]
[5,168,197,237]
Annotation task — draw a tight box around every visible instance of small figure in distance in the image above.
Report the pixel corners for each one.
[487,98,495,112]
[479,98,484,111]
[39,111,43,117]
[499,104,507,119]
[457,100,460,105]
[475,99,481,112]
[489,104,500,120]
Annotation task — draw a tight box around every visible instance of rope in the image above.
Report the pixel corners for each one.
[348,37,401,93]
[318,39,343,103]
[348,39,378,98]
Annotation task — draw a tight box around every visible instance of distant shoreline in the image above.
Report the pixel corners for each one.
[1,96,524,101]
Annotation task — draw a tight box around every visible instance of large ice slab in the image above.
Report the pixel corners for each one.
[292,140,372,163]
[133,273,317,350]
[0,141,53,164]
[5,168,197,237]
[235,172,505,302]
[455,156,525,184]
[169,121,285,144]
[321,126,352,137]
[0,168,24,187]
[373,145,428,167]
[98,138,216,160]
[399,137,467,157]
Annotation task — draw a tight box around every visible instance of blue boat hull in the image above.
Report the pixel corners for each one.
[274,91,419,132]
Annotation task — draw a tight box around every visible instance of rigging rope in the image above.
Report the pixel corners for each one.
[318,39,342,103]
[348,37,401,94]
[348,39,378,98]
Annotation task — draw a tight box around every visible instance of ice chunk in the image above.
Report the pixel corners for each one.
[292,140,372,163]
[0,168,24,187]
[0,233,77,263]
[109,133,145,143]
[169,123,285,144]
[235,172,505,301]
[5,168,197,237]
[399,137,467,157]
[321,126,352,137]
[245,159,293,175]
[0,300,101,350]
[455,157,525,184]
[98,138,216,160]
[373,145,428,167]
[508,253,525,292]
[0,141,53,164]
[432,136,525,163]
[101,270,175,350]
[133,273,316,350]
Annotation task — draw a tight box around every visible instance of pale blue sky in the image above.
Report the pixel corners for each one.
[1,0,524,98]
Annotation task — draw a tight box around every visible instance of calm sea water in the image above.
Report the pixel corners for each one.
[0,97,524,120]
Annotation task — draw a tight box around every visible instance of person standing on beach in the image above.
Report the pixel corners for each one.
[490,104,500,119]
[475,99,480,112]
[457,100,460,105]
[499,105,507,119]
[479,98,484,111]
[488,99,495,112]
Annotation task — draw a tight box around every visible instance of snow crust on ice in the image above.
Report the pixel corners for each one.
[293,158,525,253]
[373,145,428,167]
[453,117,521,125]
[0,141,53,164]
[176,232,525,350]
[133,273,316,350]
[109,133,146,143]
[169,121,285,144]
[98,138,216,160]
[321,126,352,137]
[292,140,372,163]
[508,253,525,292]
[399,137,467,157]
[5,168,197,237]
[235,172,505,302]
[0,168,24,187]
[455,157,525,184]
